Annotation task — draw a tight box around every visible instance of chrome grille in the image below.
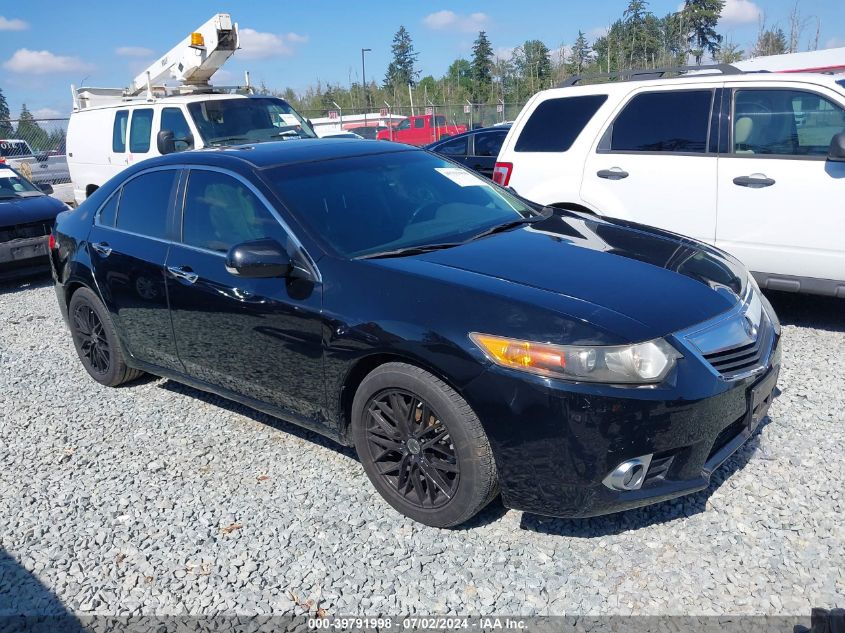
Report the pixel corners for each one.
[704,334,765,377]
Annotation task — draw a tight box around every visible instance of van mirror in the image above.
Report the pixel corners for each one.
[38,183,54,195]
[828,132,845,162]
[157,130,176,155]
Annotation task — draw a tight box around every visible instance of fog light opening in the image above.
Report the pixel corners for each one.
[603,454,653,491]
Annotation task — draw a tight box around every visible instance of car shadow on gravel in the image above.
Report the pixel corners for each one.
[765,290,845,333]
[0,547,85,631]
[0,272,53,296]
[519,417,774,537]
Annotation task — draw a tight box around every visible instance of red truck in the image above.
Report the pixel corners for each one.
[376,114,467,145]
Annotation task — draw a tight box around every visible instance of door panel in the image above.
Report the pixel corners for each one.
[167,169,325,422]
[580,87,720,243]
[716,86,845,281]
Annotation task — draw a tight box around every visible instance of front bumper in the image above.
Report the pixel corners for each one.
[463,334,781,519]
[0,235,50,279]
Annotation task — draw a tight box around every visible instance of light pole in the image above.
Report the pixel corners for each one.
[361,48,371,128]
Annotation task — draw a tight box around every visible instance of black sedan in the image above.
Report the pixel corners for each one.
[1,165,66,280]
[424,125,510,179]
[50,140,780,527]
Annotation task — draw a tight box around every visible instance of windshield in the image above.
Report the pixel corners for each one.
[265,150,538,258]
[0,167,41,199]
[0,141,32,158]
[187,97,317,146]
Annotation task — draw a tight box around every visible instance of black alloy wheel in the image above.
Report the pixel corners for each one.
[364,389,460,509]
[72,303,110,375]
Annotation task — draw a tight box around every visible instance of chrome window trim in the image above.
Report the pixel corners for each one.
[673,285,776,382]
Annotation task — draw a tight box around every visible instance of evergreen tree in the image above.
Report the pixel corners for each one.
[470,31,494,102]
[0,87,12,137]
[752,28,788,57]
[384,26,419,88]
[683,0,725,65]
[717,41,745,63]
[15,105,49,150]
[513,40,552,93]
[568,31,592,75]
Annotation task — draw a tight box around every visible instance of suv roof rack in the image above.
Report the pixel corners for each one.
[559,64,743,88]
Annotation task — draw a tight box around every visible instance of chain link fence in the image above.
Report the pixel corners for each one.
[0,118,70,185]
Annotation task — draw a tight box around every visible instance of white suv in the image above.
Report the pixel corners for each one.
[494,67,845,297]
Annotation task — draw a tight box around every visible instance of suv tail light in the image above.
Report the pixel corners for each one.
[492,162,512,187]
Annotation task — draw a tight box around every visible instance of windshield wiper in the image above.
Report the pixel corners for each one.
[209,136,250,146]
[466,213,548,243]
[357,242,464,260]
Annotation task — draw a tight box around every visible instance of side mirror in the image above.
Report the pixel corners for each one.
[38,183,54,195]
[225,239,291,278]
[157,130,176,155]
[828,131,845,162]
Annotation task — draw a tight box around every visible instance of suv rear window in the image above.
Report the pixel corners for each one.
[606,90,713,153]
[515,95,607,152]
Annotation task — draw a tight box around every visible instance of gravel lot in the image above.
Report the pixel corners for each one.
[0,276,843,618]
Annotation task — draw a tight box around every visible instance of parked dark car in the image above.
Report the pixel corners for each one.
[50,140,781,527]
[425,125,510,179]
[1,165,66,280]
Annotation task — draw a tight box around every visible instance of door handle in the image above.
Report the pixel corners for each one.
[90,242,112,257]
[167,266,199,284]
[733,175,775,188]
[597,168,629,180]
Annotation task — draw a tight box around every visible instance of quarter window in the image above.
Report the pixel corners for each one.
[112,111,128,153]
[115,170,176,239]
[733,89,845,157]
[515,95,608,152]
[98,189,120,227]
[160,108,194,152]
[182,170,287,253]
[129,109,154,153]
[608,90,713,153]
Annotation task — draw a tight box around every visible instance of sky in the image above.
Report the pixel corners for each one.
[1,0,844,120]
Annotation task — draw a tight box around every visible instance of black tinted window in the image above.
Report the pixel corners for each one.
[113,111,128,153]
[610,90,712,153]
[474,131,507,157]
[98,190,120,227]
[182,170,286,253]
[435,136,468,156]
[414,118,425,129]
[115,170,176,239]
[515,95,607,152]
[161,108,194,152]
[129,109,153,153]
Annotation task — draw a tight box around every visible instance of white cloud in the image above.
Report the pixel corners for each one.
[495,46,516,60]
[423,10,489,33]
[31,107,64,119]
[0,15,28,31]
[720,0,762,26]
[116,46,154,58]
[237,28,309,59]
[825,37,845,49]
[2,49,93,74]
[587,25,610,40]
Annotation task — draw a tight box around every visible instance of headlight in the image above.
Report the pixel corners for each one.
[469,333,681,384]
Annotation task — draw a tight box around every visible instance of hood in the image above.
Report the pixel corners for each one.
[378,212,747,338]
[0,194,66,227]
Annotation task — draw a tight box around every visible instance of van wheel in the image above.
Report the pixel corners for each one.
[351,363,498,527]
[68,288,144,387]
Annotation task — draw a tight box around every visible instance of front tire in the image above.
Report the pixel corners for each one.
[351,363,498,527]
[68,287,144,387]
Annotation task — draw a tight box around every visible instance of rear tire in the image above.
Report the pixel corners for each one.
[351,362,498,527]
[68,287,144,387]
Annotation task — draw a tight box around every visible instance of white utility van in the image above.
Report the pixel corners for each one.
[66,13,316,206]
[494,65,845,297]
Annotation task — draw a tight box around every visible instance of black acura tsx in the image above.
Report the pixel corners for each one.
[50,139,780,527]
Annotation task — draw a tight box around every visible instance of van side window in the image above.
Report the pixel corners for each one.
[733,89,845,157]
[129,109,154,153]
[515,95,608,152]
[161,108,194,152]
[608,90,712,153]
[112,111,129,153]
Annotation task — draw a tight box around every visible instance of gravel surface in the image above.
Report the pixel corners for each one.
[0,276,843,617]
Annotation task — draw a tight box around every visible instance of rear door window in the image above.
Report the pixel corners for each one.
[129,108,154,153]
[435,136,468,156]
[515,95,608,152]
[112,111,129,153]
[474,131,508,157]
[607,90,713,153]
[115,170,177,239]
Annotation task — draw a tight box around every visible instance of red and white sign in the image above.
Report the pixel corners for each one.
[328,110,339,120]
[463,104,471,114]
[496,104,504,113]
[425,106,433,115]
[379,107,389,117]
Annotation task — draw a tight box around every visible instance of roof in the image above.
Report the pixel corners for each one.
[735,47,845,73]
[150,138,416,170]
[72,91,268,113]
[424,125,511,148]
